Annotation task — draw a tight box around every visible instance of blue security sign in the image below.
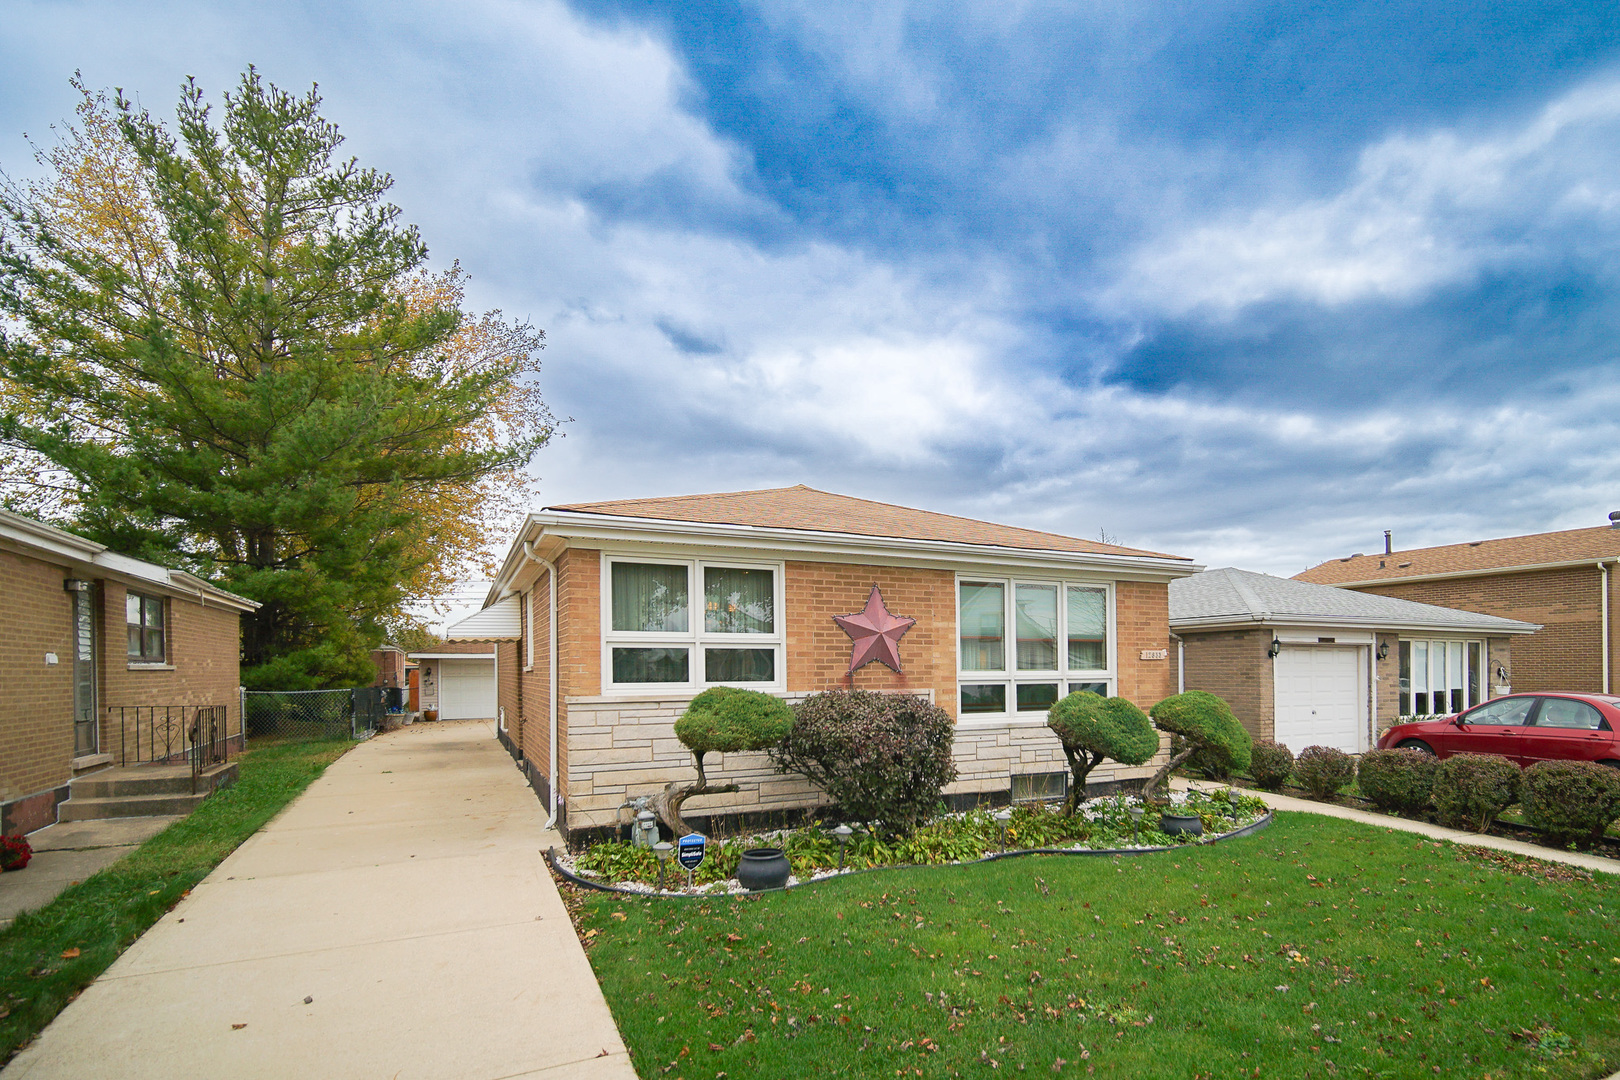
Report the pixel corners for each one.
[676,833,706,871]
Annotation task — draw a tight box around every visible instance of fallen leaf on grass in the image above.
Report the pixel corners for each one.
[60,948,80,959]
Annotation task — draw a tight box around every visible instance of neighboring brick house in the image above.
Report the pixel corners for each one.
[463,485,1198,836]
[1171,568,1536,754]
[0,510,257,835]
[1296,517,1620,699]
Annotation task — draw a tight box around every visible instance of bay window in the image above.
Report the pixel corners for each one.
[604,557,783,689]
[958,577,1111,717]
[1399,639,1482,716]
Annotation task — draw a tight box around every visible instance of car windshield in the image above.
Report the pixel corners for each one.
[1462,697,1535,726]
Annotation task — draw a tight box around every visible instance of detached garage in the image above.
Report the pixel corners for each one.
[1170,568,1538,754]
[410,596,521,722]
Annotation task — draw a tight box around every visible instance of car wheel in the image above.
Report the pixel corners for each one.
[1397,740,1436,756]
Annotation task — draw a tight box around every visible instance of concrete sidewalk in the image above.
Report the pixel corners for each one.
[3,720,637,1080]
[1174,777,1620,876]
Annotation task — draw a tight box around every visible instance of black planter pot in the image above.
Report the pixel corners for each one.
[1160,812,1204,837]
[736,848,791,891]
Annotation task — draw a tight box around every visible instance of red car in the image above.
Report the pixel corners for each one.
[1376,692,1620,767]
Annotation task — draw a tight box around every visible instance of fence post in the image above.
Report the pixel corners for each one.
[239,685,248,748]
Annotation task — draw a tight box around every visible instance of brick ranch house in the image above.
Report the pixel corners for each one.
[451,486,1199,836]
[0,510,257,835]
[1171,567,1536,755]
[1296,515,1620,698]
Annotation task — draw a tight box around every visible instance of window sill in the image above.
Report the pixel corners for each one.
[127,662,176,671]
[955,714,1054,729]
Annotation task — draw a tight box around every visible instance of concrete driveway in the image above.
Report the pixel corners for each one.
[3,720,636,1080]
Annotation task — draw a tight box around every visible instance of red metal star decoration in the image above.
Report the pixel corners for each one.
[833,585,916,674]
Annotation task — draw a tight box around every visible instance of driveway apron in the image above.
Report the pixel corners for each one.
[2,720,636,1080]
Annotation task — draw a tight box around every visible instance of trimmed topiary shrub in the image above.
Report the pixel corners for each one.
[1521,760,1620,847]
[1356,747,1438,813]
[656,687,795,833]
[1141,691,1251,803]
[772,689,957,836]
[1249,740,1295,791]
[1293,745,1355,799]
[1046,691,1159,814]
[1432,753,1522,832]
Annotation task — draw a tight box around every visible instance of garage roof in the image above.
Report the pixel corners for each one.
[1171,567,1540,634]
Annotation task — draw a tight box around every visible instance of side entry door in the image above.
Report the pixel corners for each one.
[1521,696,1609,765]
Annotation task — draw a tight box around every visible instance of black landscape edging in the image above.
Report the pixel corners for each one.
[546,810,1273,900]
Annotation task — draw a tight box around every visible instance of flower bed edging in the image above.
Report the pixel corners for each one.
[545,810,1273,900]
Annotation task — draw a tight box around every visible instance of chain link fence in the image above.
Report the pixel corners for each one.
[244,687,387,741]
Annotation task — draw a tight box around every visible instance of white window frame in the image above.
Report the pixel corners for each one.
[954,573,1116,723]
[1398,637,1486,717]
[601,553,786,693]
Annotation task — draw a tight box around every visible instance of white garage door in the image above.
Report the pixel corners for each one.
[438,658,496,720]
[1274,646,1363,754]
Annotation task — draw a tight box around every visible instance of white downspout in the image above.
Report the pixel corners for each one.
[1601,561,1611,695]
[1170,633,1184,693]
[523,539,560,829]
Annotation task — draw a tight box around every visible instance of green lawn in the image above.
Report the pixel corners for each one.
[0,737,352,1065]
[576,813,1619,1079]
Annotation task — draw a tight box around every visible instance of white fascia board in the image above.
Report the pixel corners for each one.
[1171,613,1540,635]
[1330,556,1617,589]
[408,651,497,660]
[483,510,1200,606]
[0,509,105,561]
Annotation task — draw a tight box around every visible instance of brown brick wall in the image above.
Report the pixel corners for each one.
[1115,581,1174,712]
[553,546,602,800]
[1354,566,1606,693]
[1373,632,1399,732]
[0,550,76,812]
[784,561,957,711]
[521,568,553,779]
[1177,628,1277,741]
[100,580,245,754]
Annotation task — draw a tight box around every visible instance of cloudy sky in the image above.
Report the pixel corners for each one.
[5,0,1620,586]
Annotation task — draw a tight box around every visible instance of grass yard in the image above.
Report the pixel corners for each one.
[0,737,352,1065]
[574,813,1619,1080]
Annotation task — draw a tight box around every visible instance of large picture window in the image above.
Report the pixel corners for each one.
[604,557,783,690]
[1399,639,1482,716]
[126,592,165,662]
[957,577,1111,718]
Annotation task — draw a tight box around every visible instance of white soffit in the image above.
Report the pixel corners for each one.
[446,595,521,639]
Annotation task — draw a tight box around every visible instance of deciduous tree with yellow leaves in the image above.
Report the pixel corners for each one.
[0,70,554,688]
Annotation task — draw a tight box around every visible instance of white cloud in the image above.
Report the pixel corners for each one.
[1110,78,1620,316]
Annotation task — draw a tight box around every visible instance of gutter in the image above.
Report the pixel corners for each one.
[1169,614,1539,635]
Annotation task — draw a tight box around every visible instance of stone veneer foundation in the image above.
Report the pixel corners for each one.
[560,692,1171,833]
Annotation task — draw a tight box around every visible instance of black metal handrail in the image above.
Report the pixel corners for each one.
[109,704,231,792]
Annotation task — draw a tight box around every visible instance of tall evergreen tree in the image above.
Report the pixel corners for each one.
[0,70,552,688]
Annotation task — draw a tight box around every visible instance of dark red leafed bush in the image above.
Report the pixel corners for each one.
[1249,740,1294,791]
[772,690,956,836]
[0,834,31,871]
[1432,753,1521,832]
[1356,748,1439,813]
[1293,745,1354,799]
[1520,760,1620,847]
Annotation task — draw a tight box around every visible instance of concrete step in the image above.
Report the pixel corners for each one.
[72,762,238,799]
[60,791,209,820]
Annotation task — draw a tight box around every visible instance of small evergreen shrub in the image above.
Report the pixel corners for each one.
[1142,691,1251,802]
[1521,760,1620,847]
[1432,753,1522,832]
[1293,746,1355,799]
[1046,691,1159,813]
[673,686,795,756]
[1249,740,1295,791]
[1356,748,1438,813]
[773,690,957,836]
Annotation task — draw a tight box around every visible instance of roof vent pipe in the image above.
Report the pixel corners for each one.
[1384,530,1392,554]
[1609,511,1620,529]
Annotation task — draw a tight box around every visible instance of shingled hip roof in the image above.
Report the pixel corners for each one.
[1171,567,1538,634]
[1296,525,1620,585]
[548,484,1187,560]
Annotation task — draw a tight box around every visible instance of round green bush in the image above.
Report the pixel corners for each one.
[1356,747,1438,813]
[1149,691,1252,775]
[1432,753,1522,832]
[1292,745,1355,799]
[673,687,795,756]
[1047,692,1158,810]
[772,690,957,836]
[1249,740,1295,791]
[1521,760,1620,847]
